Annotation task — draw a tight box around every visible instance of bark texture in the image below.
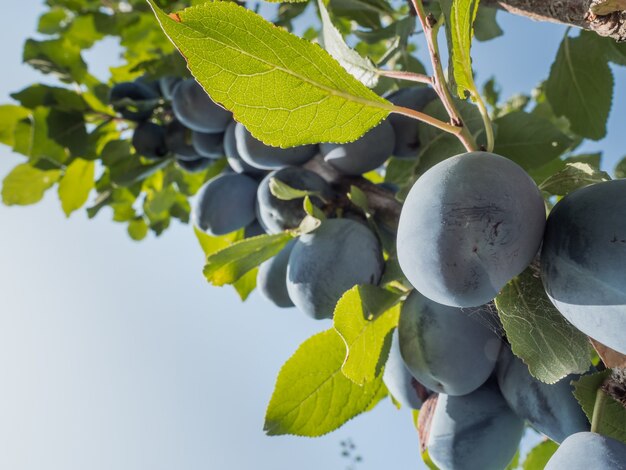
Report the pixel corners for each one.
[481,0,626,41]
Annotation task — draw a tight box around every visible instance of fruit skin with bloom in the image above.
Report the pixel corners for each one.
[541,179,626,355]
[171,78,232,133]
[397,151,546,308]
[257,239,296,309]
[544,432,626,470]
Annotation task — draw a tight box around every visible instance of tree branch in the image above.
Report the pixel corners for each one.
[480,0,626,42]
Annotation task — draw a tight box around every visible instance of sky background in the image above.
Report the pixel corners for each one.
[0,2,624,470]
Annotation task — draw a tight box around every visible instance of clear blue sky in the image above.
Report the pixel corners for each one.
[0,3,623,470]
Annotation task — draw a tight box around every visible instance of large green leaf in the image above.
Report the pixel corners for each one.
[495,267,590,384]
[333,285,402,385]
[2,163,61,206]
[203,232,294,286]
[546,31,613,141]
[447,0,480,99]
[58,158,95,216]
[573,370,626,443]
[492,111,572,170]
[0,105,30,147]
[539,162,611,196]
[264,329,387,436]
[147,0,392,147]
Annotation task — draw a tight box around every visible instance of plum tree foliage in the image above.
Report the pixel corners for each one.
[2,0,626,468]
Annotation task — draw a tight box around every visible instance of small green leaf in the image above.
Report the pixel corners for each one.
[204,232,294,286]
[23,38,88,83]
[546,32,613,140]
[495,266,590,384]
[614,156,626,179]
[492,111,572,170]
[128,217,149,241]
[348,185,369,212]
[2,163,61,206]
[147,0,391,147]
[233,267,258,301]
[539,162,611,196]
[473,6,503,42]
[269,177,319,201]
[333,285,402,385]
[264,329,387,436]
[302,196,326,224]
[58,158,95,216]
[573,370,626,443]
[447,0,481,99]
[522,440,558,470]
[0,105,30,147]
[11,84,88,112]
[194,226,242,257]
[318,0,378,87]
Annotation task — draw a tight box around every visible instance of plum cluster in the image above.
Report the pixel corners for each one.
[189,87,437,320]
[394,151,626,468]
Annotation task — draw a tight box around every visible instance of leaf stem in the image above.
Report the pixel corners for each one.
[590,387,607,433]
[391,104,459,134]
[377,70,433,85]
[409,0,478,152]
[473,91,495,152]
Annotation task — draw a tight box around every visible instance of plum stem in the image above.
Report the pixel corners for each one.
[474,91,495,152]
[590,387,607,433]
[409,0,478,152]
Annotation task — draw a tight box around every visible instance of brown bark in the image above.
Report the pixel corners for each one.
[481,0,626,42]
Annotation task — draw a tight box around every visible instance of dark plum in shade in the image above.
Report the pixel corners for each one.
[397,152,546,308]
[109,81,159,122]
[171,79,232,133]
[132,122,168,160]
[244,220,266,238]
[159,76,181,100]
[385,87,437,158]
[193,173,258,236]
[398,290,501,396]
[382,329,430,409]
[426,382,524,470]
[545,432,626,470]
[165,120,199,161]
[540,179,626,354]
[257,239,296,308]
[256,167,333,234]
[175,156,211,173]
[235,123,318,170]
[192,130,224,159]
[224,121,264,175]
[320,119,395,175]
[286,219,384,320]
[496,347,589,443]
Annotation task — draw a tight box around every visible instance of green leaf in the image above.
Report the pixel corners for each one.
[58,158,95,216]
[348,185,369,212]
[573,370,626,443]
[539,162,611,196]
[147,0,391,147]
[194,226,242,257]
[0,105,31,147]
[473,6,503,42]
[23,38,88,83]
[233,268,258,301]
[203,232,294,286]
[38,7,70,35]
[2,163,61,206]
[546,32,613,140]
[492,111,572,170]
[522,440,558,470]
[495,266,590,384]
[447,0,480,99]
[302,197,326,225]
[128,217,149,241]
[264,329,387,436]
[269,177,319,201]
[318,0,378,87]
[12,107,67,164]
[615,156,626,179]
[333,285,402,385]
[11,84,88,112]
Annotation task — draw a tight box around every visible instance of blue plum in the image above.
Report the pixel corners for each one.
[244,220,266,238]
[171,79,232,133]
[497,347,589,443]
[257,239,296,308]
[175,156,211,173]
[165,120,200,161]
[287,218,384,319]
[192,130,224,159]
[320,120,395,175]
[545,432,626,470]
[398,290,501,396]
[426,383,524,470]
[224,121,264,175]
[193,173,258,235]
[386,87,437,158]
[383,329,430,409]
[132,122,168,160]
[541,179,626,354]
[159,76,181,100]
[109,81,159,121]
[256,167,333,234]
[397,151,546,307]
[235,123,318,170]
